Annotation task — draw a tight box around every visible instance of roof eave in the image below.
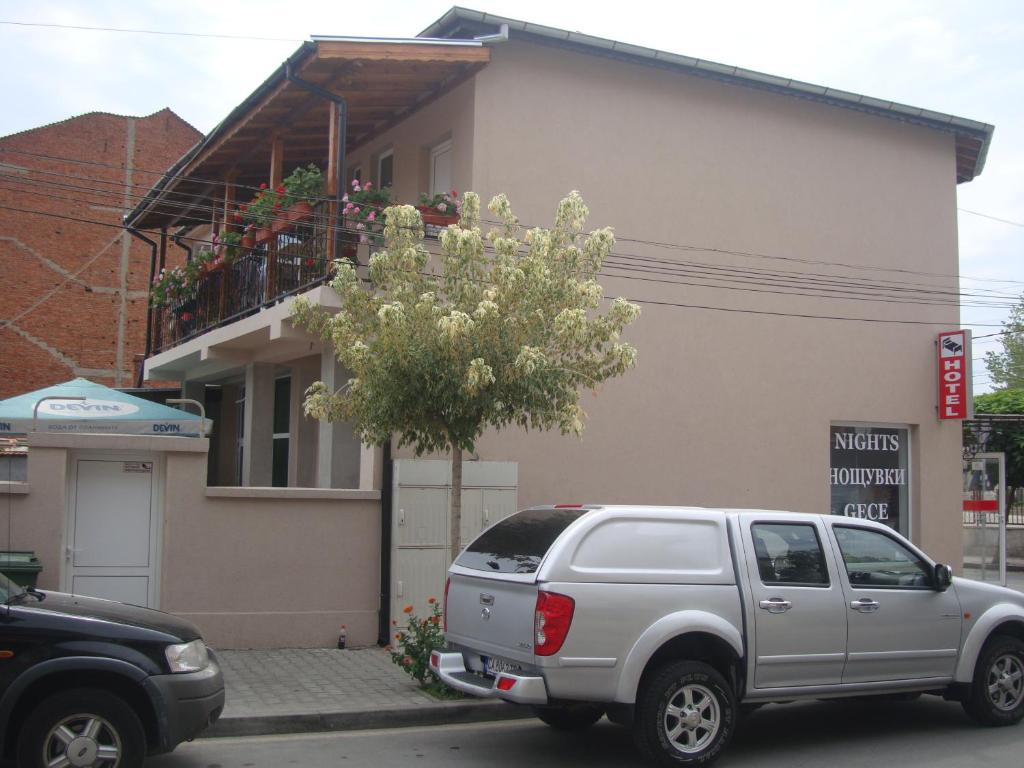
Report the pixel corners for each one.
[422,7,994,183]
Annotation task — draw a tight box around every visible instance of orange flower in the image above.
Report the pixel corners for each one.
[430,616,440,624]
[403,605,413,614]
[395,633,401,640]
[427,597,436,605]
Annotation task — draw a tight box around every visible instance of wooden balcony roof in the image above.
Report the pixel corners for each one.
[128,38,490,230]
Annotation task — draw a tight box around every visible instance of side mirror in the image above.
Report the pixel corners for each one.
[934,563,953,592]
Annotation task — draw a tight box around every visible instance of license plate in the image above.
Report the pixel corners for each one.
[482,655,523,676]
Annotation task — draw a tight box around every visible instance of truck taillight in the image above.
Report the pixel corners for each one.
[534,591,574,656]
[443,577,450,632]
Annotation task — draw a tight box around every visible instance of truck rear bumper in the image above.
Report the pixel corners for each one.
[430,650,548,705]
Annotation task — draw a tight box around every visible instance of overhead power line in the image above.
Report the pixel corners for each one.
[3,173,1016,314]
[3,145,1022,291]
[0,200,1007,330]
[0,19,302,43]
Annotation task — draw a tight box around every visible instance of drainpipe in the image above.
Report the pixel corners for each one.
[473,23,509,44]
[378,439,394,645]
[285,64,347,263]
[172,229,193,262]
[127,226,158,387]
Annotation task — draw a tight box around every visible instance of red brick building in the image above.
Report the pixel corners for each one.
[0,109,201,398]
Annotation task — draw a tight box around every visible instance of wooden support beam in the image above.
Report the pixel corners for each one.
[270,133,284,187]
[326,100,345,262]
[315,41,491,64]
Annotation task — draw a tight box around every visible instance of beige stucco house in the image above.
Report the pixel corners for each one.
[2,8,993,649]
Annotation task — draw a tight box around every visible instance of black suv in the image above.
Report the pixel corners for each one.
[0,572,224,767]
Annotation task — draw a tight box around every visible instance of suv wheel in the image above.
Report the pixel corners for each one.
[634,661,735,767]
[963,636,1024,727]
[533,703,605,730]
[18,688,145,768]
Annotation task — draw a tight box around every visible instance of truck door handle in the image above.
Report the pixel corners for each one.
[850,598,880,613]
[758,598,792,613]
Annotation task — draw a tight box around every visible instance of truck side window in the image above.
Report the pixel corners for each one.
[751,523,829,587]
[833,526,933,589]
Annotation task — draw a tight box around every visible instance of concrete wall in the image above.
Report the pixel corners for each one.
[2,433,382,649]
[396,37,965,567]
[344,77,475,206]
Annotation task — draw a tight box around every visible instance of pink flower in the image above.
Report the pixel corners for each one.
[437,203,447,213]
[351,179,359,188]
[356,222,366,230]
[367,211,376,222]
[344,203,354,212]
[342,194,349,203]
[353,184,361,193]
[353,207,360,215]
[364,181,372,190]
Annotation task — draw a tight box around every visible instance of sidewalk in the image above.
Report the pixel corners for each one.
[206,647,531,738]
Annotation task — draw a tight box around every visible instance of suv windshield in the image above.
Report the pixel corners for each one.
[456,507,591,574]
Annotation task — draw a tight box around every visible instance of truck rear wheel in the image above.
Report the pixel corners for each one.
[634,660,735,766]
[963,636,1024,727]
[533,703,605,730]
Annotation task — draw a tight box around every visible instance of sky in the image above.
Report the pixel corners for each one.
[1,0,1022,392]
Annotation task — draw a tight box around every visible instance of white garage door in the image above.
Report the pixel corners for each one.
[391,460,516,625]
[65,454,161,607]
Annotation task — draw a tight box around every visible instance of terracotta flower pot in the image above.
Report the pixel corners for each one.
[241,232,256,250]
[288,200,314,224]
[271,208,291,235]
[415,205,459,227]
[254,227,274,245]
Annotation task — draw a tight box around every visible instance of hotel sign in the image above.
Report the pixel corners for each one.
[937,330,972,420]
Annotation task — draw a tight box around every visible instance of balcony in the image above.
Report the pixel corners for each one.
[150,202,338,355]
[124,36,490,374]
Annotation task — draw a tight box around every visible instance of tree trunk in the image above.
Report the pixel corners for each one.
[450,445,463,564]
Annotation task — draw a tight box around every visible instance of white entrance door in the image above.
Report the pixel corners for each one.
[391,459,516,624]
[66,454,161,607]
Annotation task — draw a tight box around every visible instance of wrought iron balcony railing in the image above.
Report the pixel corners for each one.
[148,203,349,355]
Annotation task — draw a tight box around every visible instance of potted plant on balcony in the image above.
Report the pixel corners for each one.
[343,178,392,252]
[241,184,283,244]
[213,231,242,269]
[150,266,188,309]
[416,190,460,227]
[282,164,324,225]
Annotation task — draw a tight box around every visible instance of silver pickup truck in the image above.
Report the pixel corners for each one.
[430,505,1024,766]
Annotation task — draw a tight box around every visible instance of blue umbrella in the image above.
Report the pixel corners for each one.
[0,378,209,436]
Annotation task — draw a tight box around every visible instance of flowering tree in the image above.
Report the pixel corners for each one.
[292,191,640,561]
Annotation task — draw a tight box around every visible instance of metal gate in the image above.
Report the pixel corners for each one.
[391,460,517,624]
[962,452,1006,585]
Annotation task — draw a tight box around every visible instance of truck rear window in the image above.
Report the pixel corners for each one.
[456,508,590,574]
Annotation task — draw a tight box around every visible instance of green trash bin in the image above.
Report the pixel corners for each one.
[0,551,42,588]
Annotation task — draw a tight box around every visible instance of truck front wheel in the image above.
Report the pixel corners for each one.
[634,661,736,766]
[963,635,1024,727]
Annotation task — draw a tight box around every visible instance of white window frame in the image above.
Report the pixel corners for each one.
[377,149,394,188]
[429,139,453,197]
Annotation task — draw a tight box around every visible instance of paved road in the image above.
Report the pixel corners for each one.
[150,697,1023,768]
